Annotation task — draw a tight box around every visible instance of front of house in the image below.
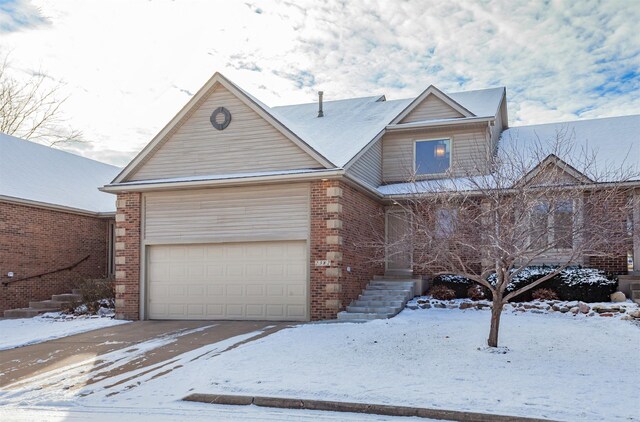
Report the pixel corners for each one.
[102,73,640,321]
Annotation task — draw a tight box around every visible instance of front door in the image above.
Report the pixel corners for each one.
[385,210,412,273]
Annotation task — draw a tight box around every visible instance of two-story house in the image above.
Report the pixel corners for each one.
[102,73,640,321]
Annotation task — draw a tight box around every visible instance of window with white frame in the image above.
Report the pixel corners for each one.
[530,200,574,250]
[415,139,451,175]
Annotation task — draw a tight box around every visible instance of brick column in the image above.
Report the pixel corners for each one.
[310,180,385,320]
[310,181,344,320]
[114,192,141,320]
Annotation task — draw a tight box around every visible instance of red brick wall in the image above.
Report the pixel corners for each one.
[114,192,141,320]
[0,201,110,313]
[309,180,384,320]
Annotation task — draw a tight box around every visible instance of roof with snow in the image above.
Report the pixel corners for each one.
[500,115,640,181]
[269,87,504,167]
[271,96,411,167]
[0,133,120,213]
[379,115,640,196]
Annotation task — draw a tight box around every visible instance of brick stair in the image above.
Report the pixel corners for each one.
[3,289,82,319]
[337,278,417,321]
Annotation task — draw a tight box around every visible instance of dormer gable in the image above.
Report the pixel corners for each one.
[391,85,475,125]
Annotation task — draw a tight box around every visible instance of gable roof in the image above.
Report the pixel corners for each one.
[113,72,334,183]
[0,133,120,213]
[108,74,507,187]
[271,96,411,168]
[448,87,506,118]
[390,85,475,124]
[500,115,640,182]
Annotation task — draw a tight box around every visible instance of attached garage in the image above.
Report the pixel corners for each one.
[142,183,310,321]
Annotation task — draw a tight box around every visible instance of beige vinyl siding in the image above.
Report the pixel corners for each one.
[348,139,382,187]
[144,183,310,243]
[489,100,506,153]
[130,85,321,181]
[401,95,465,123]
[382,124,489,183]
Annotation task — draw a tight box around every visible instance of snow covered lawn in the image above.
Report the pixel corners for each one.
[0,313,129,350]
[110,307,637,421]
[0,308,637,421]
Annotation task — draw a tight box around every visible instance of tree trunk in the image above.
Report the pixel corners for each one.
[488,294,504,347]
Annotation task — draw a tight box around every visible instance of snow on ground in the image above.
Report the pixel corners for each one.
[0,308,638,421]
[0,313,128,351]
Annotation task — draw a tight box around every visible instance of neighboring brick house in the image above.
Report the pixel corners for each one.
[102,72,640,322]
[0,134,120,315]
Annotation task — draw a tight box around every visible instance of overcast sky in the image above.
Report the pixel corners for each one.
[1,0,638,166]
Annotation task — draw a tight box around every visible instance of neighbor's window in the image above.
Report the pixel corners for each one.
[530,200,574,250]
[435,207,458,238]
[415,139,451,175]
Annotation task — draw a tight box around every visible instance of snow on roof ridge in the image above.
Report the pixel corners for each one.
[508,114,640,130]
[272,95,385,109]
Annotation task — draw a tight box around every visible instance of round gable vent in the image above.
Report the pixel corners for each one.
[210,107,232,130]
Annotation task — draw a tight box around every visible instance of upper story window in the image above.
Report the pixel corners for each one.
[415,139,451,175]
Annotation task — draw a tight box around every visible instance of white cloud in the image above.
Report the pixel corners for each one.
[0,0,637,165]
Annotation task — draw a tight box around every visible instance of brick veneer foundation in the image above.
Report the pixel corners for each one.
[0,201,110,313]
[114,192,141,320]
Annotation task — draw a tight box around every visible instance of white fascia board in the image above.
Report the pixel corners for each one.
[386,116,495,131]
[101,169,346,193]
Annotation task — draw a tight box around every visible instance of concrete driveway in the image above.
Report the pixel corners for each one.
[0,320,289,389]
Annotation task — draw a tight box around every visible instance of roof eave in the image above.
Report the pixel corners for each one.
[101,168,346,193]
[386,116,495,131]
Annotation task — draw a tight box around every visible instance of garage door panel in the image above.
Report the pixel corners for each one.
[148,241,307,321]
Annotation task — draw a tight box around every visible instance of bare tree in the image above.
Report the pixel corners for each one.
[0,55,82,145]
[376,129,637,347]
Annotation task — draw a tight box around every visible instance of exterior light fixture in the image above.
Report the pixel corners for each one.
[434,144,446,158]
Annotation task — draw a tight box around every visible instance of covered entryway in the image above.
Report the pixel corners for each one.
[147,241,307,320]
[142,183,310,321]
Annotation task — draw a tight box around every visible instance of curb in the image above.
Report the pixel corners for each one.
[183,393,557,422]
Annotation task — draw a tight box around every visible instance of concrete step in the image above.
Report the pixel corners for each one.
[629,282,640,290]
[368,281,416,288]
[346,305,401,314]
[51,293,82,302]
[336,311,395,320]
[351,300,405,307]
[365,285,414,292]
[29,300,69,309]
[617,275,640,281]
[375,272,413,279]
[4,307,59,318]
[359,293,411,301]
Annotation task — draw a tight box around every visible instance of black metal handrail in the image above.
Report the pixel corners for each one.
[1,254,91,287]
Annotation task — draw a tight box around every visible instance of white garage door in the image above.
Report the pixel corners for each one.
[147,241,308,321]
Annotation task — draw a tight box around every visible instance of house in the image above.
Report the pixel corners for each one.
[0,133,120,314]
[101,72,640,322]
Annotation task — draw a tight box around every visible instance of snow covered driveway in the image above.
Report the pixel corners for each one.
[0,313,128,351]
[0,309,637,421]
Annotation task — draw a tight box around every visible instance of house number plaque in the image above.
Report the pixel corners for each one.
[315,260,331,267]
